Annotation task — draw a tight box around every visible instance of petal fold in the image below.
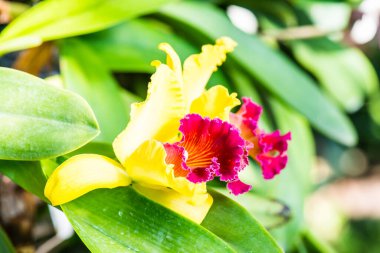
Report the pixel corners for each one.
[164,143,189,177]
[45,154,131,206]
[190,85,240,121]
[113,64,185,164]
[183,37,237,106]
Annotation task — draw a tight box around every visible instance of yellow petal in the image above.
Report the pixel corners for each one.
[124,139,172,188]
[45,154,131,206]
[183,37,237,106]
[133,184,213,224]
[190,85,240,121]
[158,42,183,82]
[113,64,186,164]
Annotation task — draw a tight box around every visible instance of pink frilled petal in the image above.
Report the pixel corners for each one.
[186,157,218,183]
[257,131,291,179]
[257,154,288,179]
[164,114,251,194]
[230,97,291,179]
[230,97,263,158]
[178,114,247,183]
[227,180,252,195]
[230,97,262,133]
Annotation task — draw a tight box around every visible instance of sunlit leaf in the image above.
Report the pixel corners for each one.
[214,188,291,230]
[82,19,196,73]
[61,186,282,253]
[0,67,99,160]
[62,187,234,253]
[203,189,283,253]
[0,0,176,55]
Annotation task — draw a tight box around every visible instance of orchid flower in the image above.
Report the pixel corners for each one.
[44,37,291,224]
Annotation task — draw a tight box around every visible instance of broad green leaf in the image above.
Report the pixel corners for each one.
[0,160,48,202]
[66,142,115,159]
[0,67,99,160]
[0,0,176,55]
[59,38,129,143]
[159,1,357,146]
[0,226,15,253]
[82,19,196,73]
[215,188,291,230]
[62,187,235,253]
[61,186,281,252]
[203,189,283,253]
[291,38,378,112]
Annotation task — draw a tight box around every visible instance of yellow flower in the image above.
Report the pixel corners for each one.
[44,37,239,224]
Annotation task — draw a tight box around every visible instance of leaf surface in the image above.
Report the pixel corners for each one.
[0,0,176,55]
[0,67,99,160]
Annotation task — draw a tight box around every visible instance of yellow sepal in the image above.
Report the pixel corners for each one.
[183,37,237,106]
[124,140,171,188]
[190,85,240,121]
[113,64,186,164]
[133,184,213,224]
[45,154,131,206]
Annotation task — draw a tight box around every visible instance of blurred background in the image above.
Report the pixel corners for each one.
[1,0,380,252]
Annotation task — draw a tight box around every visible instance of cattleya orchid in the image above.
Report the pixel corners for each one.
[45,37,290,224]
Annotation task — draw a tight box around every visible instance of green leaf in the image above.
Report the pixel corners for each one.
[61,186,281,252]
[298,231,336,253]
[59,38,129,143]
[159,1,357,146]
[66,142,115,159]
[0,160,48,202]
[214,187,291,230]
[82,19,197,73]
[0,67,99,160]
[291,38,378,112]
[203,189,283,253]
[0,0,176,55]
[0,226,15,253]
[62,187,235,253]
[80,18,231,91]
